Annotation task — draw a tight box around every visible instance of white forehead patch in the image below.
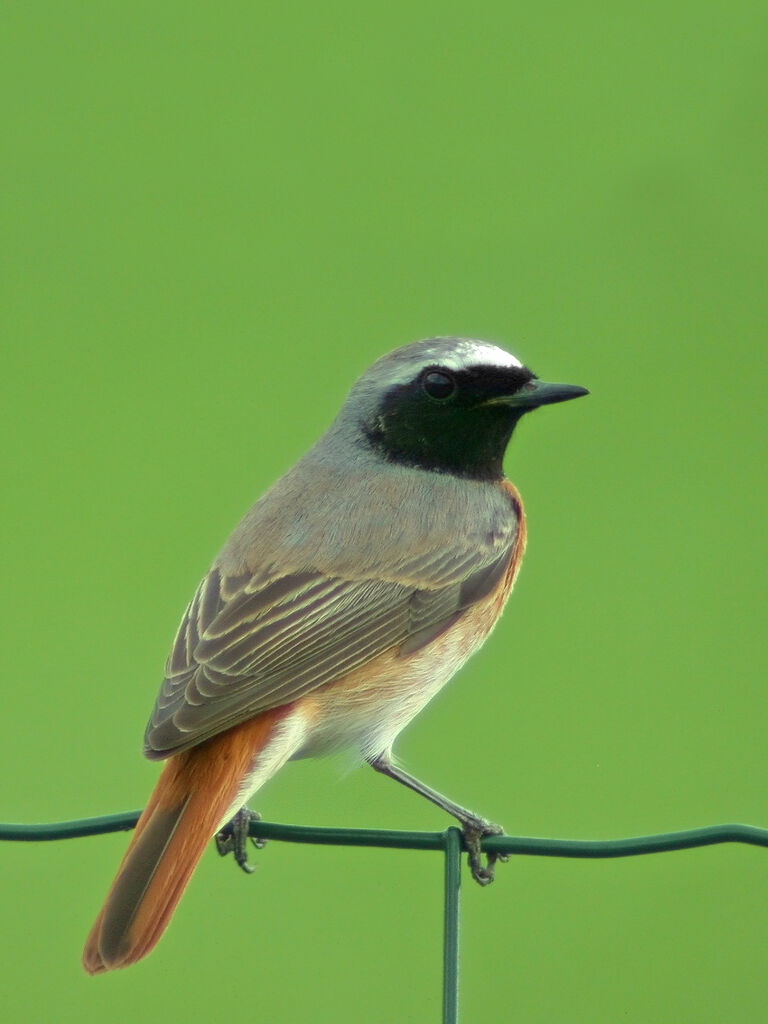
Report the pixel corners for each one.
[357,337,525,394]
[438,339,522,373]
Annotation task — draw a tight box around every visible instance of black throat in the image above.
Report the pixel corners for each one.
[362,366,533,481]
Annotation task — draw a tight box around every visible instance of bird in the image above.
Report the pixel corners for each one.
[82,336,587,974]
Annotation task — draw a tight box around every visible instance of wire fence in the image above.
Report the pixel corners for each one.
[3,814,768,1023]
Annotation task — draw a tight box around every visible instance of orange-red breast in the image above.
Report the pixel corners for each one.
[83,336,587,973]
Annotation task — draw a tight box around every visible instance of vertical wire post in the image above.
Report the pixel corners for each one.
[442,827,462,1024]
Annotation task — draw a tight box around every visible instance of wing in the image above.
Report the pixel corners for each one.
[143,543,514,759]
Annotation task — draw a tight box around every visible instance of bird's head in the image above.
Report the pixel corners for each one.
[334,337,587,481]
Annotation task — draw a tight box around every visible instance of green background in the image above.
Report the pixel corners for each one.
[1,3,766,1021]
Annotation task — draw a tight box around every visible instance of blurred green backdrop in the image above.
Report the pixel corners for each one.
[1,2,766,1021]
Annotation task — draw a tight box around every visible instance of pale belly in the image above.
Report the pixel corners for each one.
[292,586,507,760]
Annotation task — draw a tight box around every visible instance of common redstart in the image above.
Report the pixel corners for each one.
[83,336,587,973]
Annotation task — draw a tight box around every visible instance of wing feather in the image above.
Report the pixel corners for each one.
[144,521,519,758]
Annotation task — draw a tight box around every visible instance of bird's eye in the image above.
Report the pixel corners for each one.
[422,369,456,400]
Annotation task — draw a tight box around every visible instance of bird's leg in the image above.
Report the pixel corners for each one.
[215,807,266,874]
[368,752,506,885]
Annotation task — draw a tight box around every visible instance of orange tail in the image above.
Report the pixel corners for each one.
[83,708,289,974]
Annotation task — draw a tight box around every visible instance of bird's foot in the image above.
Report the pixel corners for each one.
[460,817,507,886]
[215,808,265,874]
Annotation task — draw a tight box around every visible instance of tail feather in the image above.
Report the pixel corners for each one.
[83,708,289,974]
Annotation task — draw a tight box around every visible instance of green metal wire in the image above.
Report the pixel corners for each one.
[3,814,767,1024]
[3,815,768,854]
[442,827,462,1024]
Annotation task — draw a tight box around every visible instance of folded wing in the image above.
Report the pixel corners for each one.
[144,535,515,759]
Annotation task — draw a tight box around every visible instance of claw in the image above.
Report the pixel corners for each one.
[215,808,264,874]
[461,818,506,885]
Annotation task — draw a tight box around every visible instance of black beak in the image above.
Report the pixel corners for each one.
[487,379,589,411]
